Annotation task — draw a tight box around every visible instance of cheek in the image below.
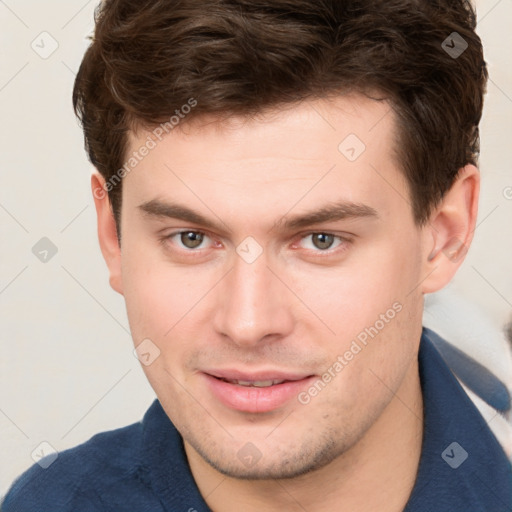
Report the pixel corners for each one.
[121,243,222,349]
[120,242,182,340]
[287,235,422,334]
[121,260,205,391]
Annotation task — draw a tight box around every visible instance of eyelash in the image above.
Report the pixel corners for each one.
[160,230,351,257]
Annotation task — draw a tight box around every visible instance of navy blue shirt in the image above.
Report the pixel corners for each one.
[3,328,512,511]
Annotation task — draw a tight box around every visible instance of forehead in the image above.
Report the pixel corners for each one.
[131,94,396,158]
[123,94,409,227]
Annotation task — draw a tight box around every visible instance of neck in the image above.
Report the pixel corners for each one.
[185,358,423,512]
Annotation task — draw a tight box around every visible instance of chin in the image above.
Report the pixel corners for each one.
[187,431,344,481]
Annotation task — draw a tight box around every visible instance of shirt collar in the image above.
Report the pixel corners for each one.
[404,327,512,511]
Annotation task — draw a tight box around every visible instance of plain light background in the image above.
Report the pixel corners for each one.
[1,0,511,496]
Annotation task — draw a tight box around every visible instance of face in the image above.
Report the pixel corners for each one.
[116,95,430,479]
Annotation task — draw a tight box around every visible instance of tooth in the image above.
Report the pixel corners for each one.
[251,380,275,387]
[236,380,254,386]
[224,379,287,387]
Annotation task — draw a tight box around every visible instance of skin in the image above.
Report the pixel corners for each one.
[93,95,479,512]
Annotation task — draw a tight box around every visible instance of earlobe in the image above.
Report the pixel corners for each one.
[91,172,124,295]
[421,164,480,294]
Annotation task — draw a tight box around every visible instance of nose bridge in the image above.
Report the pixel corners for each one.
[213,250,293,345]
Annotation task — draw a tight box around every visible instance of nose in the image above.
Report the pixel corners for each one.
[212,251,295,347]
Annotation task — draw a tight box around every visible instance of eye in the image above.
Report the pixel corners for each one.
[300,233,344,251]
[170,231,210,250]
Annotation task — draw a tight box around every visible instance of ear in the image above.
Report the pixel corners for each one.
[420,164,480,294]
[91,172,123,295]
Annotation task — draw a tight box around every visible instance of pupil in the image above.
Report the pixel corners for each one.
[313,233,334,250]
[181,232,203,249]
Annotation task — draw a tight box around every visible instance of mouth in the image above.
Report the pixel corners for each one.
[202,371,315,413]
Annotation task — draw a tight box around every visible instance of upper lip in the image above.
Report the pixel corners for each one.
[203,369,314,382]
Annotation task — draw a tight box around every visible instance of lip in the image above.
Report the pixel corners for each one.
[201,370,316,413]
[204,369,311,382]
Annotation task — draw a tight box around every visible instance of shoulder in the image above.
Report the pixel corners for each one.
[1,421,153,512]
[409,328,512,511]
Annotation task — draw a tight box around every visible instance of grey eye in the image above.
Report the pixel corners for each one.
[180,231,204,249]
[311,233,335,250]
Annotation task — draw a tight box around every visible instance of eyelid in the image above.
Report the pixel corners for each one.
[163,229,216,250]
[292,231,352,252]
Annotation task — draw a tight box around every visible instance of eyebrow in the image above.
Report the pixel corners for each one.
[138,199,225,232]
[138,199,379,233]
[274,201,379,231]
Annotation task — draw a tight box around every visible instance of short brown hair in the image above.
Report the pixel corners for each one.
[73,0,487,230]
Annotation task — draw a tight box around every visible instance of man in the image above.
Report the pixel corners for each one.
[3,0,511,510]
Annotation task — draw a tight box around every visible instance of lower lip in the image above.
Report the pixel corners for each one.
[202,374,315,413]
